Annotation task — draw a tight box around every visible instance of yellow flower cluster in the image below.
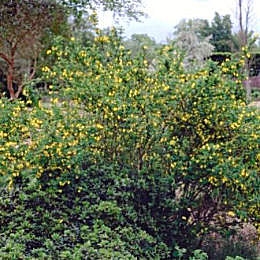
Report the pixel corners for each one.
[3,31,258,232]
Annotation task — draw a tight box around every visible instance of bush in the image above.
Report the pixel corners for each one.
[0,28,259,258]
[0,162,171,259]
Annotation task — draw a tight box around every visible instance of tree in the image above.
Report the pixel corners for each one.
[210,12,233,52]
[232,0,258,50]
[0,0,67,99]
[124,34,160,67]
[237,0,253,47]
[60,0,145,21]
[231,0,259,78]
[173,19,214,69]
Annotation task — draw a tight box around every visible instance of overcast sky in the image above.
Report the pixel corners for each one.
[98,0,260,42]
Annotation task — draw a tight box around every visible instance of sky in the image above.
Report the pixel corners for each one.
[98,0,260,43]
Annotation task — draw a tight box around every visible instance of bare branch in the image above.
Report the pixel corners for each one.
[0,52,11,65]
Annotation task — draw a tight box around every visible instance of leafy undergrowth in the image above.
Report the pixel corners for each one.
[1,163,259,259]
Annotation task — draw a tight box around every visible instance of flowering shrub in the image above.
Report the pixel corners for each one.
[0,28,259,258]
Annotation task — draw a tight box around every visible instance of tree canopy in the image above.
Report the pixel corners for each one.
[210,12,233,52]
[173,19,214,69]
[59,0,145,20]
[0,0,67,99]
[0,0,145,99]
[124,34,159,66]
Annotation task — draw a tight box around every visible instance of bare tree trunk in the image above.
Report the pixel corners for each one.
[0,52,15,99]
[1,45,18,99]
[245,79,252,101]
[238,0,246,47]
[239,0,243,35]
[237,0,254,77]
[7,58,15,100]
[14,57,37,99]
[238,0,254,46]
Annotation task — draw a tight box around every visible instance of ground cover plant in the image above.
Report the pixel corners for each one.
[0,27,259,259]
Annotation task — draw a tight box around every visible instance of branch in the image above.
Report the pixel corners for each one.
[29,58,37,81]
[239,0,243,33]
[15,58,37,99]
[0,52,11,65]
[245,0,252,42]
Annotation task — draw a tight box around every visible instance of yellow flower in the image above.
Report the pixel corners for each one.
[169,139,175,146]
[96,123,104,129]
[209,176,217,185]
[94,36,109,43]
[41,66,50,72]
[240,169,249,177]
[222,176,228,183]
[79,50,87,57]
[170,162,177,169]
[227,211,235,217]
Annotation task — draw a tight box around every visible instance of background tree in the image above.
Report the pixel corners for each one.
[124,34,160,67]
[172,19,214,70]
[237,0,253,47]
[210,12,233,52]
[232,0,259,76]
[60,0,145,21]
[68,13,97,44]
[0,0,67,99]
[232,0,257,51]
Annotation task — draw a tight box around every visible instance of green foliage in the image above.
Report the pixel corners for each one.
[60,0,145,21]
[225,256,246,260]
[0,27,259,259]
[0,162,170,258]
[189,249,208,260]
[124,33,160,69]
[210,12,233,52]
